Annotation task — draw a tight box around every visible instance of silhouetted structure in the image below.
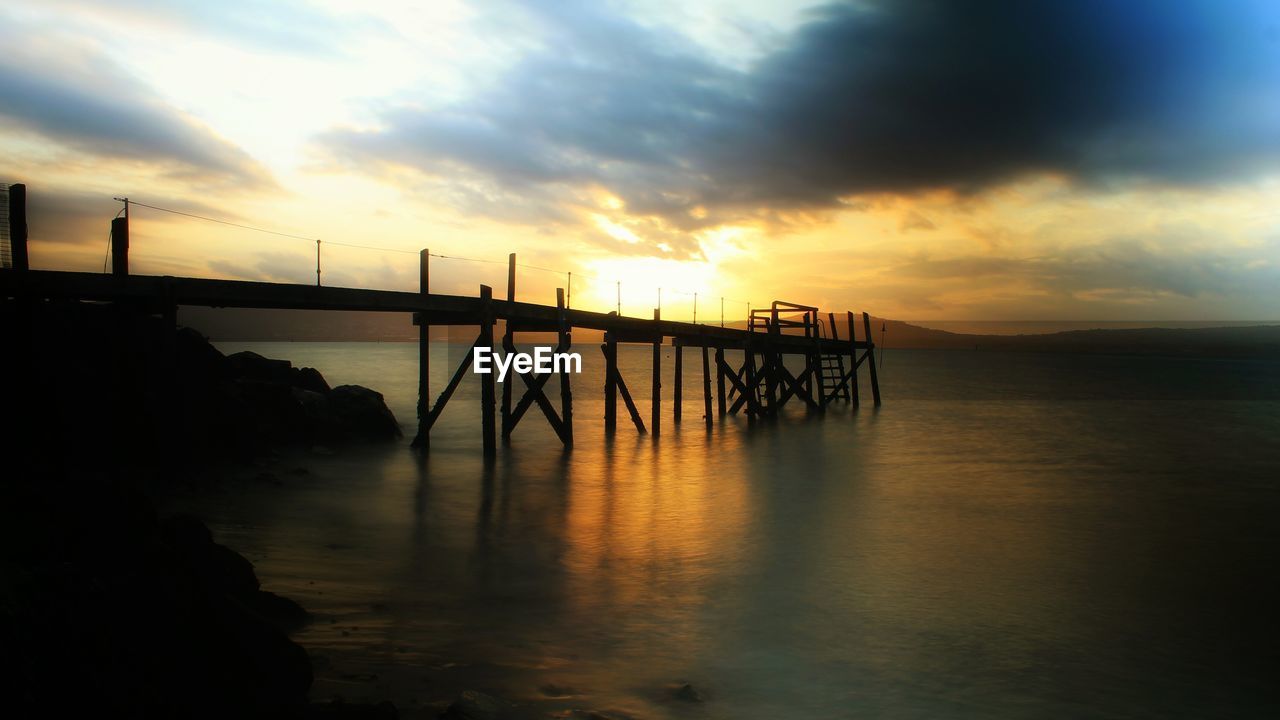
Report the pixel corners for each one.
[0,187,881,461]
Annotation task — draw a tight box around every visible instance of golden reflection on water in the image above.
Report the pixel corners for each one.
[179,342,1280,719]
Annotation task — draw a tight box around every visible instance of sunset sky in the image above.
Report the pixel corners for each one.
[3,0,1279,321]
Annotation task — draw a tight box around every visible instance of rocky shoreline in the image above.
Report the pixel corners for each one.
[1,300,404,716]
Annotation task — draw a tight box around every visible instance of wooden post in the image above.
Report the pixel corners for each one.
[847,312,860,406]
[715,346,726,416]
[412,249,430,449]
[743,341,759,416]
[556,287,573,446]
[7,183,28,271]
[863,312,881,406]
[803,312,815,408]
[501,253,516,439]
[111,214,129,276]
[765,309,780,415]
[480,285,496,458]
[651,309,661,437]
[701,340,712,428]
[604,332,617,434]
[673,338,683,424]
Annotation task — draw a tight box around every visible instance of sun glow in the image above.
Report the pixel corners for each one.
[582,257,728,321]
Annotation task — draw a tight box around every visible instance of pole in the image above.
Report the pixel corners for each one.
[720,297,724,328]
[693,292,697,324]
[557,287,574,445]
[651,308,662,437]
[701,339,712,429]
[502,253,516,439]
[567,272,572,308]
[110,198,129,276]
[847,311,860,407]
[715,346,726,416]
[412,249,431,449]
[673,339,683,424]
[863,312,881,406]
[480,285,497,458]
[7,184,28,271]
[315,239,321,287]
[604,332,617,434]
[616,281,621,316]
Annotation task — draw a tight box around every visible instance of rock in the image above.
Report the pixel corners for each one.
[294,366,331,394]
[441,690,510,720]
[671,683,704,703]
[328,385,401,440]
[227,350,295,385]
[308,699,399,718]
[539,683,576,697]
[3,478,315,716]
[247,590,311,631]
[161,514,260,594]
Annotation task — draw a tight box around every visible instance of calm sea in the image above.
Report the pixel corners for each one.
[172,342,1280,719]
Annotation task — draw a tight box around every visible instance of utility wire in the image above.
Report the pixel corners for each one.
[123,196,766,314]
[127,200,319,243]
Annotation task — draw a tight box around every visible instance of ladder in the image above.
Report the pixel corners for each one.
[816,315,849,402]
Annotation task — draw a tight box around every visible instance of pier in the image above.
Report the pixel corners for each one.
[1,185,881,459]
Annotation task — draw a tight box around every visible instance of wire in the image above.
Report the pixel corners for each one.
[326,240,419,255]
[102,206,125,273]
[127,200,319,243]
[121,196,766,313]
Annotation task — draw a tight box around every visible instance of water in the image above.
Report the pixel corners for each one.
[171,342,1280,718]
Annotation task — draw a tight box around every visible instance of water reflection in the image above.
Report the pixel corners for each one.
[174,343,1280,718]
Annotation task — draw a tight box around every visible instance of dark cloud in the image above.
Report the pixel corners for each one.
[321,0,1280,242]
[0,26,274,190]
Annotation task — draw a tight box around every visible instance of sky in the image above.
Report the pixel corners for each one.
[2,0,1279,321]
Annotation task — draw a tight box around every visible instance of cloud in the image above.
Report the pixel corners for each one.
[19,186,239,248]
[0,22,274,190]
[889,237,1280,303]
[39,0,369,57]
[319,0,1280,248]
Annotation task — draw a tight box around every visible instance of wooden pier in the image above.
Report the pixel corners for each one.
[1,186,881,459]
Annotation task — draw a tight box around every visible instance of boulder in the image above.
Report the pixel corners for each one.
[227,350,296,385]
[294,366,331,394]
[441,690,510,720]
[328,385,401,440]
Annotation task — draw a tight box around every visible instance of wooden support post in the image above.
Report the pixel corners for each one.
[111,215,129,276]
[863,312,881,406]
[556,287,573,446]
[765,312,780,415]
[480,285,496,458]
[651,309,661,437]
[604,332,617,434]
[412,249,430,449]
[803,312,816,409]
[743,341,760,416]
[715,346,726,416]
[501,253,516,439]
[615,369,647,433]
[701,340,712,428]
[673,339,683,424]
[847,312,860,406]
[423,338,481,430]
[7,183,28,271]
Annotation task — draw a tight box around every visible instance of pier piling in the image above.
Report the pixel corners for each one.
[652,309,662,437]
